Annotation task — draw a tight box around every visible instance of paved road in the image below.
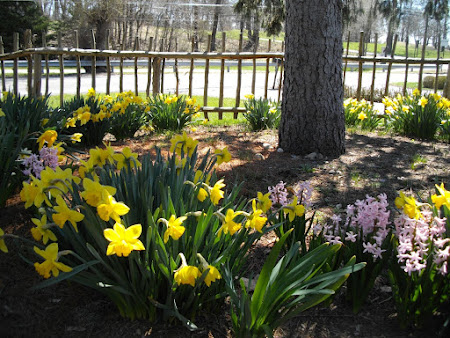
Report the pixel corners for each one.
[4,65,444,101]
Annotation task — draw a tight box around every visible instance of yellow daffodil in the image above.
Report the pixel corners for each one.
[174,259,201,287]
[170,132,199,157]
[112,147,141,170]
[358,112,367,120]
[187,97,196,106]
[395,191,421,219]
[412,88,420,97]
[214,147,232,165]
[20,179,45,209]
[34,243,72,279]
[210,179,225,205]
[70,133,83,143]
[104,222,145,257]
[202,119,208,125]
[431,183,450,209]
[40,167,80,198]
[97,190,130,223]
[163,215,188,243]
[65,117,77,128]
[245,200,267,233]
[52,195,84,231]
[218,209,242,236]
[37,130,58,150]
[89,146,114,167]
[204,265,221,287]
[283,196,306,222]
[78,111,91,125]
[0,228,8,253]
[197,187,208,202]
[87,87,96,98]
[81,178,116,207]
[244,93,254,100]
[31,214,57,244]
[256,191,272,213]
[419,96,428,108]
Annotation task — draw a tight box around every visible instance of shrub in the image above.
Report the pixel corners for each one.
[106,91,148,140]
[147,94,200,132]
[243,94,281,131]
[384,91,447,140]
[423,75,446,90]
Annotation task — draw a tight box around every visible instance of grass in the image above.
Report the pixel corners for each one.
[345,41,440,58]
[410,154,427,170]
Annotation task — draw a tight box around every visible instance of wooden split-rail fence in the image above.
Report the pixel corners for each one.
[1,30,450,120]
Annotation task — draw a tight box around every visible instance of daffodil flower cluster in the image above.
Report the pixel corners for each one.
[343,97,379,130]
[147,93,203,132]
[382,90,450,140]
[173,253,222,288]
[243,94,281,131]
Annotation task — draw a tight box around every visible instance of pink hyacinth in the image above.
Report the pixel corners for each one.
[268,181,289,207]
[322,193,391,261]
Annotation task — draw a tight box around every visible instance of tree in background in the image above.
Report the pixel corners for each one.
[0,0,49,51]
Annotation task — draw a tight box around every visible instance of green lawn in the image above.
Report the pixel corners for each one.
[345,41,441,58]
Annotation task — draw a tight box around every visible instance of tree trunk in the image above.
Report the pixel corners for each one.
[278,0,345,157]
[210,0,222,51]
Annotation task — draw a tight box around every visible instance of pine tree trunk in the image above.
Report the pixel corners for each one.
[278,0,345,157]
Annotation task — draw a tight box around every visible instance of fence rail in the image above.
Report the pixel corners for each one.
[2,30,450,119]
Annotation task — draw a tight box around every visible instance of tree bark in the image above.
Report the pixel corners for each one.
[278,0,345,157]
[210,0,222,51]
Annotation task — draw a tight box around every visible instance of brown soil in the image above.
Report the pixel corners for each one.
[1,126,449,337]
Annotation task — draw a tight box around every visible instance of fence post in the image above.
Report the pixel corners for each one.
[418,14,429,93]
[13,32,19,96]
[24,29,33,97]
[370,33,378,104]
[403,36,410,96]
[58,32,64,106]
[0,36,6,92]
[434,36,441,93]
[203,35,211,115]
[219,32,226,119]
[43,31,49,96]
[235,32,243,117]
[106,29,111,95]
[160,38,165,94]
[33,52,42,97]
[343,31,350,87]
[356,31,364,100]
[134,36,139,96]
[75,31,81,99]
[443,62,450,98]
[146,36,153,97]
[152,57,161,95]
[264,39,271,99]
[384,34,398,97]
[189,37,194,98]
[91,29,96,91]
